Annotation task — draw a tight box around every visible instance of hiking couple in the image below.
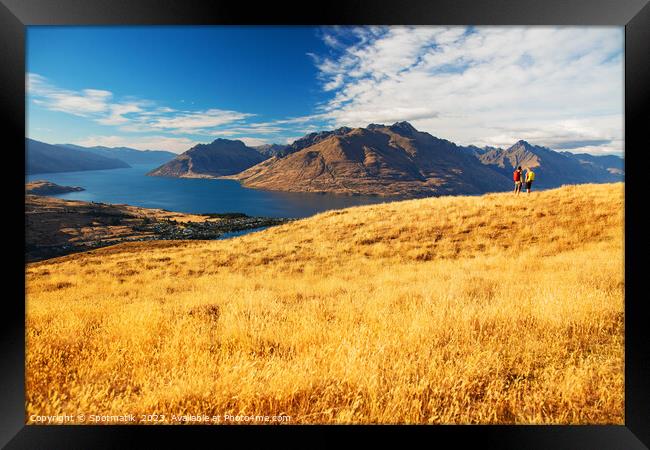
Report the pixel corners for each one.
[513,166,535,194]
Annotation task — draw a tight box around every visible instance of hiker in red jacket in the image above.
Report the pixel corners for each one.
[513,166,523,194]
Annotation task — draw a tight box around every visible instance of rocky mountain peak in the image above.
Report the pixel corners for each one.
[389,121,418,135]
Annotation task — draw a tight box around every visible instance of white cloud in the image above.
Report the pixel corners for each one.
[28,73,113,116]
[313,26,624,155]
[217,126,283,135]
[323,33,341,49]
[96,103,143,125]
[27,73,255,137]
[323,74,344,91]
[283,135,304,144]
[188,114,331,141]
[28,28,624,156]
[72,135,197,153]
[147,109,255,132]
[561,144,623,156]
[237,137,268,147]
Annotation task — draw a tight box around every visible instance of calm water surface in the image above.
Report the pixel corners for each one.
[26,165,402,218]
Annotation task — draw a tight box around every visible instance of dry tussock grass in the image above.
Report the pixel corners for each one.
[26,183,624,424]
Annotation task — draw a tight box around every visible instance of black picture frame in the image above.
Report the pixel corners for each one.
[2,0,648,448]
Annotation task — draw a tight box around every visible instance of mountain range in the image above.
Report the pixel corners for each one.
[233,122,515,196]
[253,143,290,158]
[26,138,177,174]
[476,140,623,188]
[147,139,267,178]
[58,144,175,166]
[231,122,623,196]
[26,139,131,175]
[562,152,624,175]
[29,122,624,196]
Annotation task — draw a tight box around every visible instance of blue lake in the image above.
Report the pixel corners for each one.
[26,164,401,218]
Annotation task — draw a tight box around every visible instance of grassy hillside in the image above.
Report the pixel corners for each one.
[26,183,624,424]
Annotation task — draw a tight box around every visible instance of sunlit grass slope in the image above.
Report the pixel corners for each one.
[26,183,624,424]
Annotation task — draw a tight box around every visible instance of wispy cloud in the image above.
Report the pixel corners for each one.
[96,103,144,125]
[28,27,624,156]
[311,26,624,154]
[146,109,255,133]
[28,73,256,139]
[28,73,112,116]
[27,73,309,150]
[237,137,269,147]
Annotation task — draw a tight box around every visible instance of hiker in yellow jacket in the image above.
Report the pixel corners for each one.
[525,168,536,193]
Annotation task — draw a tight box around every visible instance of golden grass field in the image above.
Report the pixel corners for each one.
[25,183,624,424]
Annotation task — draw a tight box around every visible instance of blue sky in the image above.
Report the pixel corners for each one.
[27,26,624,155]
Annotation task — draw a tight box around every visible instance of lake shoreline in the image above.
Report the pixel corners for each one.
[26,194,293,263]
[26,164,396,219]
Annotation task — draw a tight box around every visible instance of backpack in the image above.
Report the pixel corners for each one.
[513,170,521,181]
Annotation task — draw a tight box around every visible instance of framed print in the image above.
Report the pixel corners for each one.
[1,0,649,448]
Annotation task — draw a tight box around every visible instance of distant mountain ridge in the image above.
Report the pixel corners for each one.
[58,144,176,166]
[27,124,623,197]
[562,152,624,175]
[477,140,622,188]
[26,138,131,175]
[253,128,357,159]
[232,122,623,196]
[147,138,268,178]
[233,122,514,197]
[253,144,289,158]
